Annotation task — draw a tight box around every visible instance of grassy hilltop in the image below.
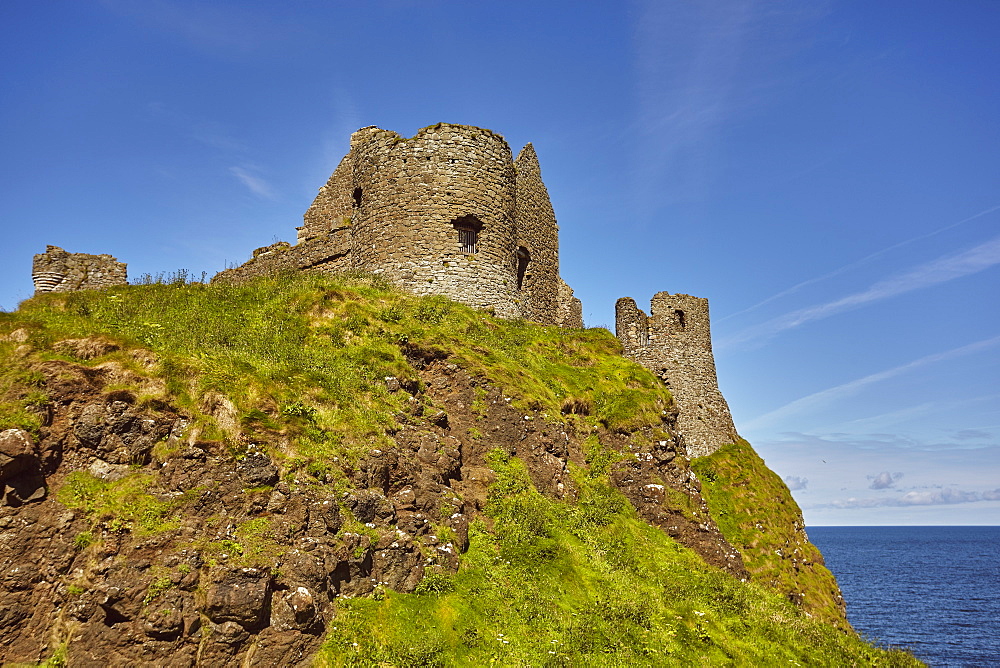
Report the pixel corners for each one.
[0,273,919,666]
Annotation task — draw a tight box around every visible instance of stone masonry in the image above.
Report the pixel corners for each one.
[212,123,583,328]
[32,246,127,295]
[28,125,741,458]
[616,293,739,458]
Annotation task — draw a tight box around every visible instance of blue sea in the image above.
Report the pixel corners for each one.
[808,526,1000,667]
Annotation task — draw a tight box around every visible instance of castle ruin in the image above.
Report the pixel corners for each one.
[29,123,740,457]
[616,293,739,457]
[32,245,127,295]
[213,123,583,328]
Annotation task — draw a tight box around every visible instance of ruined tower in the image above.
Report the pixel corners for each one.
[334,125,521,318]
[25,126,741,460]
[513,143,560,323]
[216,123,582,327]
[31,246,127,295]
[616,292,738,458]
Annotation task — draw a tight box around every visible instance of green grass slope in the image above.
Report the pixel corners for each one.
[692,441,849,630]
[0,273,920,666]
[2,272,668,462]
[318,452,917,667]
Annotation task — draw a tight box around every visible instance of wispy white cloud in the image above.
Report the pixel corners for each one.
[868,471,903,489]
[306,88,362,193]
[755,432,1000,522]
[147,103,276,197]
[100,0,298,56]
[836,402,937,432]
[784,475,808,490]
[723,234,1000,349]
[744,335,1000,431]
[230,166,276,200]
[829,487,1000,509]
[758,431,1000,459]
[147,102,248,153]
[630,1,823,215]
[632,0,752,210]
[720,203,1000,322]
[956,428,993,441]
[822,393,1000,436]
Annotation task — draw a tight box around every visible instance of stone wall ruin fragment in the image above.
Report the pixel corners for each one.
[616,292,739,458]
[32,246,127,295]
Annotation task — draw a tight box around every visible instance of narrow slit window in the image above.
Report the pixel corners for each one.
[352,187,362,207]
[516,247,530,290]
[673,309,686,331]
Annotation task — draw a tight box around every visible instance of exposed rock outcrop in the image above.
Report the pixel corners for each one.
[0,343,742,666]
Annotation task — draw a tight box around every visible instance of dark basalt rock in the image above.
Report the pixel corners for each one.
[204,567,273,629]
[0,354,748,666]
[236,450,279,487]
[0,429,45,506]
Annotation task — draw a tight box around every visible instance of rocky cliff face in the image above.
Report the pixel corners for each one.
[0,275,912,667]
[0,333,741,666]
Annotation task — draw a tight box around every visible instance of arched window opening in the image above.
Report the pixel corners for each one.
[673,309,686,331]
[516,247,531,291]
[452,215,483,254]
[352,187,363,208]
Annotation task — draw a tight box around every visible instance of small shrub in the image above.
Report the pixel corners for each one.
[281,401,317,420]
[143,576,174,605]
[414,573,455,595]
[73,531,95,550]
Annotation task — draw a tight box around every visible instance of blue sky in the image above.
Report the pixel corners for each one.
[1,1,997,525]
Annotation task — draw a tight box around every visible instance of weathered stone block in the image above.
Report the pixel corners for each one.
[615,293,738,458]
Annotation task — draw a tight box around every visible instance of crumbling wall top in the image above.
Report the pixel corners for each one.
[32,246,127,295]
[648,292,712,351]
[615,297,649,354]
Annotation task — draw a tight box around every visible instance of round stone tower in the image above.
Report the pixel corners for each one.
[347,124,522,318]
[218,122,583,326]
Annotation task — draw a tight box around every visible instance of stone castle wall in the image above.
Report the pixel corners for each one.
[514,144,560,323]
[347,125,522,318]
[556,278,584,329]
[212,234,352,285]
[215,123,582,326]
[32,246,127,295]
[616,292,738,457]
[298,154,354,243]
